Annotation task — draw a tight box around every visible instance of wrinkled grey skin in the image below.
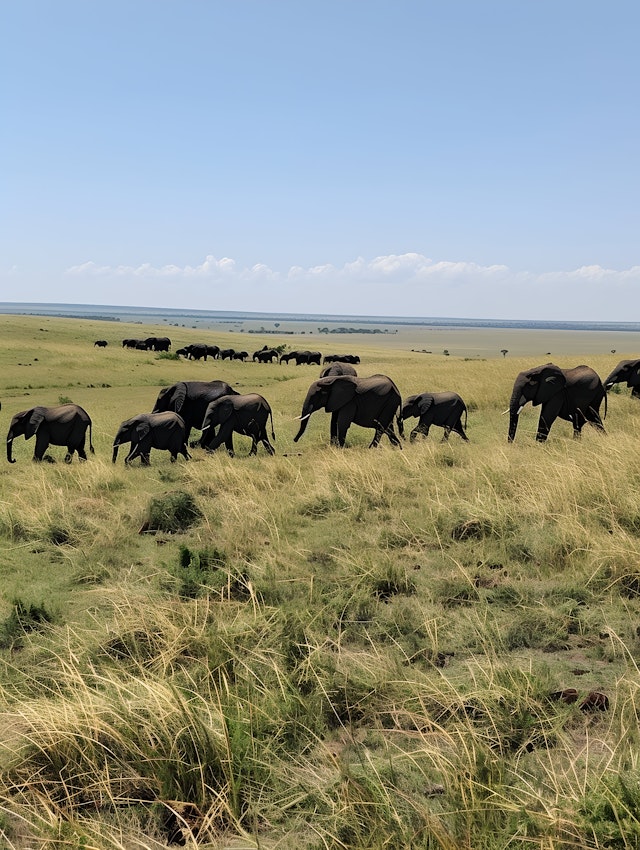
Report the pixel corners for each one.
[200,394,275,457]
[508,363,606,443]
[604,359,640,399]
[319,363,358,378]
[294,374,402,448]
[7,404,94,463]
[399,391,469,442]
[152,380,238,443]
[112,412,190,465]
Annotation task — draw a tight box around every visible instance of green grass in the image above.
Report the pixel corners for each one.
[1,314,640,847]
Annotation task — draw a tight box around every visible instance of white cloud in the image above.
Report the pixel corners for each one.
[63,253,640,320]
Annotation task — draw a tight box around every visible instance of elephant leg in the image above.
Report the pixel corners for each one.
[384,422,402,447]
[248,433,258,456]
[410,421,429,442]
[65,448,73,463]
[125,443,141,464]
[76,435,88,460]
[33,433,50,461]
[585,406,606,433]
[453,421,469,441]
[335,408,352,447]
[441,427,451,442]
[330,411,340,445]
[259,427,275,455]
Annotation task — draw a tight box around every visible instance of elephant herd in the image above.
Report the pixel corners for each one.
[5,358,640,465]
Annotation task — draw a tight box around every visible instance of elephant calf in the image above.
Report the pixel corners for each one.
[399,391,469,442]
[112,412,190,465]
[200,394,275,457]
[7,404,94,463]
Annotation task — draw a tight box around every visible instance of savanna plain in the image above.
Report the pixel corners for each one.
[2,315,640,849]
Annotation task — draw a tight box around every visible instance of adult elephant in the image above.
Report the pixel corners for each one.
[144,336,171,352]
[112,412,189,465]
[220,348,235,360]
[604,359,640,399]
[508,363,606,443]
[253,348,279,363]
[7,404,94,463]
[232,351,249,361]
[122,338,143,349]
[323,354,360,364]
[200,394,275,457]
[294,374,402,448]
[320,363,358,378]
[152,380,239,442]
[94,340,108,348]
[399,392,469,442]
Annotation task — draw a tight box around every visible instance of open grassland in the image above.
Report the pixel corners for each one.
[2,315,640,848]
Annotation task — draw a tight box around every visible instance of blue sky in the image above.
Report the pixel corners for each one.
[3,1,639,320]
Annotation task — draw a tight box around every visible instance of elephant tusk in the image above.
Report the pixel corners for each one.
[501,409,510,416]
[517,405,524,415]
[201,424,210,431]
[297,413,312,421]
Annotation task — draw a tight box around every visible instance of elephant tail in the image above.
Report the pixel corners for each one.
[89,421,95,454]
[269,408,276,441]
[396,413,405,439]
[463,405,468,429]
[603,390,608,421]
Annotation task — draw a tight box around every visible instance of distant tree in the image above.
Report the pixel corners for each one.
[274,322,280,328]
[611,349,616,354]
[501,349,508,357]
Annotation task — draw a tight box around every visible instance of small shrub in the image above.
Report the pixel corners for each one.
[0,599,55,649]
[173,545,227,599]
[142,491,202,534]
[57,395,73,405]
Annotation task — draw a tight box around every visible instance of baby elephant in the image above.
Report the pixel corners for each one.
[200,393,275,457]
[399,392,469,442]
[7,403,94,463]
[112,412,190,465]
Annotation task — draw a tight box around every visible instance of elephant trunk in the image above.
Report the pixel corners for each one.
[396,413,405,439]
[508,381,527,443]
[112,444,119,464]
[293,413,311,443]
[6,431,15,464]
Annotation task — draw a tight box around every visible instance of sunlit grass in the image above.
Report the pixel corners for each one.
[1,315,640,846]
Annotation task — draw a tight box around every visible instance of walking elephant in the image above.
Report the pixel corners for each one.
[253,348,279,363]
[508,363,606,443]
[144,337,171,351]
[604,359,640,399]
[94,340,108,347]
[323,354,360,364]
[220,349,235,360]
[200,393,275,456]
[232,351,249,361]
[280,350,322,366]
[7,404,94,463]
[399,392,469,442]
[112,412,189,465]
[294,374,402,448]
[152,380,239,442]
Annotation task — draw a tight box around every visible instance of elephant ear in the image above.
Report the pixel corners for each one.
[417,394,434,415]
[134,420,151,440]
[324,377,357,412]
[172,382,188,412]
[213,397,235,424]
[532,365,566,406]
[25,409,45,439]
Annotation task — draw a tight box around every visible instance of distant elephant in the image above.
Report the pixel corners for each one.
[232,351,249,361]
[320,363,358,378]
[604,359,640,399]
[399,392,469,442]
[144,336,171,352]
[94,340,108,347]
[294,374,402,448]
[112,412,189,465]
[220,348,235,360]
[200,394,276,456]
[152,380,239,442]
[280,350,320,365]
[253,348,279,363]
[7,404,94,463]
[323,354,360,364]
[122,338,144,348]
[508,363,606,442]
[185,343,211,361]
